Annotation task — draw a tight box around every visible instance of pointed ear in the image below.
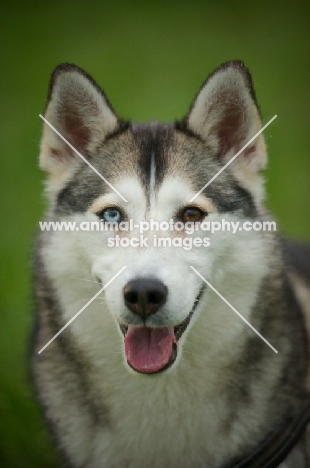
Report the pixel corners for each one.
[40,64,120,179]
[183,61,267,202]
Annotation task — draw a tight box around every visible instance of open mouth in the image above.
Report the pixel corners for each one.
[119,286,204,375]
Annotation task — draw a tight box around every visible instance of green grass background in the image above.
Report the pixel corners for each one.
[1,1,309,466]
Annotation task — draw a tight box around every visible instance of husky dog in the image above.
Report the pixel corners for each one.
[32,61,310,467]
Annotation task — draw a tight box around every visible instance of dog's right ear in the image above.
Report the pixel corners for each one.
[40,64,120,182]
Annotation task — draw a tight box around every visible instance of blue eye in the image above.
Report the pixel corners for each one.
[100,207,122,223]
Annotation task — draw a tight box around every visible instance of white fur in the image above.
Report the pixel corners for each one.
[42,174,272,467]
[149,151,156,210]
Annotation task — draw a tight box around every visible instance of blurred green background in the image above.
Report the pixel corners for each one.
[1,1,309,466]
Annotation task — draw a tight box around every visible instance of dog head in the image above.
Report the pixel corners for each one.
[39,62,270,374]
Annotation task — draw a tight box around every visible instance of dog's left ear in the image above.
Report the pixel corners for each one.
[183,61,268,202]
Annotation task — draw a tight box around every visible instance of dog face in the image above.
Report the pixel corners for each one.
[40,62,270,374]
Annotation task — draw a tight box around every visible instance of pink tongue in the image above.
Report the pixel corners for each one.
[124,326,175,374]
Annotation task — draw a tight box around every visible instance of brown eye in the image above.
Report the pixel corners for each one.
[182,207,205,223]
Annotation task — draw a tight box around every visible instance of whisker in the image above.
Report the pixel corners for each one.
[195,299,208,306]
[182,349,199,357]
[65,295,106,308]
[75,277,101,285]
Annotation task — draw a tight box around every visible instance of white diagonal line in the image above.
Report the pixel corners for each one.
[190,266,278,353]
[189,115,277,202]
[38,266,127,354]
[39,114,128,202]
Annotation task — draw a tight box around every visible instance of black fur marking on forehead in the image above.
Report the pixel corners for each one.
[55,166,108,215]
[205,182,257,218]
[174,124,257,218]
[54,119,256,219]
[129,122,257,219]
[55,123,175,215]
[54,124,132,216]
[130,123,174,191]
[190,155,258,217]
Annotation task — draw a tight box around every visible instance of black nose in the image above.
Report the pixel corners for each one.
[123,278,168,320]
